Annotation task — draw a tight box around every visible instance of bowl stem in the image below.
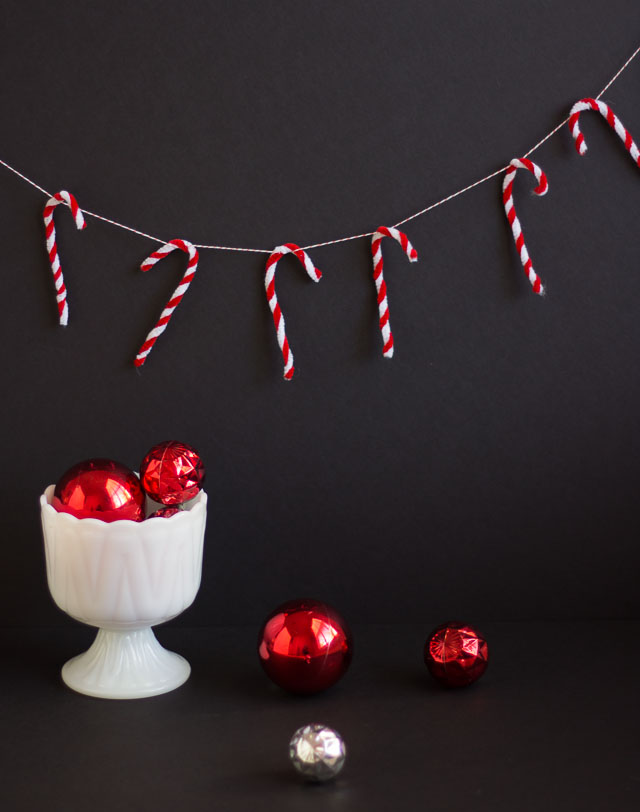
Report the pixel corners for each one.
[61,626,191,699]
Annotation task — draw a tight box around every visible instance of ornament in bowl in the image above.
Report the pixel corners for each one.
[140,440,205,507]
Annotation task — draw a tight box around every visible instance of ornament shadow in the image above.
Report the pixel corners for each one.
[372,665,441,694]
[218,765,353,801]
[372,665,488,695]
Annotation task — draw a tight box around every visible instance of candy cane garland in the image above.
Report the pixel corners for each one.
[502,158,548,295]
[371,226,418,358]
[265,244,322,380]
[569,98,640,165]
[43,190,86,326]
[134,239,199,367]
[19,46,638,374]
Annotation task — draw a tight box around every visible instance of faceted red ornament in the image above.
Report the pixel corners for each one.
[52,459,145,523]
[258,599,353,694]
[140,441,205,505]
[147,506,181,519]
[424,622,489,687]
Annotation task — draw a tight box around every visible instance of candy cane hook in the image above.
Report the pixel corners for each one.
[569,98,640,164]
[43,190,86,326]
[265,243,322,380]
[502,158,548,295]
[134,239,199,367]
[371,226,418,358]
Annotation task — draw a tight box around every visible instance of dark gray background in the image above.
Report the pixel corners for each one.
[2,3,640,811]
[1,0,639,628]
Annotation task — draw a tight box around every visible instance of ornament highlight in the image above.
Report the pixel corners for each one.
[140,440,205,505]
[289,724,346,783]
[424,622,489,687]
[258,599,352,694]
[52,458,145,522]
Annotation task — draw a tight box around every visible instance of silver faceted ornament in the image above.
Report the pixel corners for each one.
[289,724,347,782]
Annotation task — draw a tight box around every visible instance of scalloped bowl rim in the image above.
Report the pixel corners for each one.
[40,484,207,531]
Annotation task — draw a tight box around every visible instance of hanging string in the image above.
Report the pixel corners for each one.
[0,43,639,256]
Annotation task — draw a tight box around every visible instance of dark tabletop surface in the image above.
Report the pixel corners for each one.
[1,621,638,812]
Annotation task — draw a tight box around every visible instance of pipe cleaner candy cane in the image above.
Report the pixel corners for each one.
[265,243,322,380]
[43,190,86,326]
[502,158,548,295]
[569,97,640,164]
[134,238,199,367]
[371,226,418,358]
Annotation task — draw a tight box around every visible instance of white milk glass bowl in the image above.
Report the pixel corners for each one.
[40,485,207,699]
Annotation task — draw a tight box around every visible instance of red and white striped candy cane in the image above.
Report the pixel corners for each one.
[265,243,322,380]
[43,190,86,326]
[569,98,640,164]
[134,239,199,367]
[502,158,548,295]
[371,226,418,358]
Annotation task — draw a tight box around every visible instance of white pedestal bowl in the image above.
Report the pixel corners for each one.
[40,486,207,699]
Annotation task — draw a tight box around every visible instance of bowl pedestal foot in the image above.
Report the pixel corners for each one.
[61,627,191,699]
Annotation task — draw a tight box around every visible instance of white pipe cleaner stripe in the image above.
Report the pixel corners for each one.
[502,158,548,295]
[265,243,322,380]
[134,238,199,367]
[371,226,418,358]
[43,190,86,326]
[569,97,640,164]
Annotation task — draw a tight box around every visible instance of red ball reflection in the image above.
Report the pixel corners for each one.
[424,622,489,687]
[52,459,145,522]
[147,506,181,519]
[258,599,352,694]
[140,441,205,505]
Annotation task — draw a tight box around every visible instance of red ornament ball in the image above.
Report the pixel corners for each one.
[147,506,181,519]
[140,441,205,505]
[52,459,145,523]
[424,622,489,687]
[258,599,353,694]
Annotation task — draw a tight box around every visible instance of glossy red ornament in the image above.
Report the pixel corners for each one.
[147,506,181,519]
[424,622,489,687]
[258,599,352,694]
[52,459,145,523]
[140,441,205,505]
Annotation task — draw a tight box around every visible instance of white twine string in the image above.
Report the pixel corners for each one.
[1,44,638,256]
